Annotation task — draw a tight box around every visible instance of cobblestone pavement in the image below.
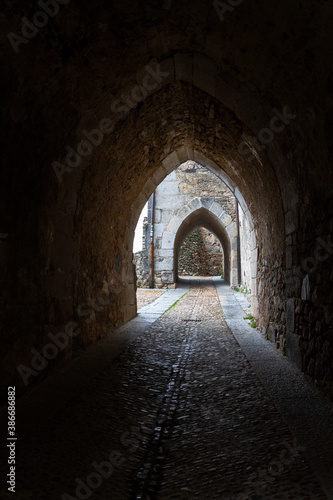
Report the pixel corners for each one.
[137,290,166,310]
[0,281,330,499]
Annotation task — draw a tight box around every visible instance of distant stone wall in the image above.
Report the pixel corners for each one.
[201,228,224,275]
[178,228,223,276]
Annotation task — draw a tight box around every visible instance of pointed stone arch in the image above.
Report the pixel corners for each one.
[128,152,258,314]
[170,205,237,285]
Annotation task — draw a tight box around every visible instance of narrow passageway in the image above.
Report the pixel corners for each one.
[2,280,332,499]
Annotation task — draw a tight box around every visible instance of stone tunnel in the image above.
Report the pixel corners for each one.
[0,0,333,497]
[1,0,332,407]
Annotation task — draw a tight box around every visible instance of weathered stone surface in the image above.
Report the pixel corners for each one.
[178,228,223,277]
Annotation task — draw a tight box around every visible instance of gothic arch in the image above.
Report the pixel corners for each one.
[171,206,236,285]
[128,153,258,313]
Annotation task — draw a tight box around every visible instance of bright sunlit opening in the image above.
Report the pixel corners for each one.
[133,202,148,253]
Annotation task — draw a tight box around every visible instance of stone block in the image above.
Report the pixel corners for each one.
[251,260,257,279]
[230,268,238,286]
[231,249,238,264]
[176,146,194,164]
[155,194,183,210]
[155,209,162,224]
[193,150,208,167]
[210,202,224,218]
[189,197,201,211]
[177,205,191,219]
[157,180,179,196]
[250,232,257,252]
[161,271,174,283]
[155,257,173,271]
[251,246,259,264]
[227,222,237,239]
[161,231,175,249]
[154,224,165,238]
[124,304,136,323]
[246,214,255,233]
[231,238,238,251]
[200,197,214,210]
[142,178,157,199]
[162,151,180,174]
[166,216,183,233]
[131,192,148,215]
[219,212,232,227]
[160,249,173,257]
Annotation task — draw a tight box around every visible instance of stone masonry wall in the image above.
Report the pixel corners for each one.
[178,228,223,276]
[176,162,236,216]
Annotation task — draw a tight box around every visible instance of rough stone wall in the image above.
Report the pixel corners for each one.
[285,212,333,394]
[176,162,236,217]
[178,228,223,276]
[201,228,224,276]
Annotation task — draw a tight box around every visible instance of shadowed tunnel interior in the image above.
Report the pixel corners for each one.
[1,1,333,498]
[1,0,333,446]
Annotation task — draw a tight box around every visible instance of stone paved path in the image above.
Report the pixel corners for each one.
[136,290,166,310]
[0,279,332,499]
